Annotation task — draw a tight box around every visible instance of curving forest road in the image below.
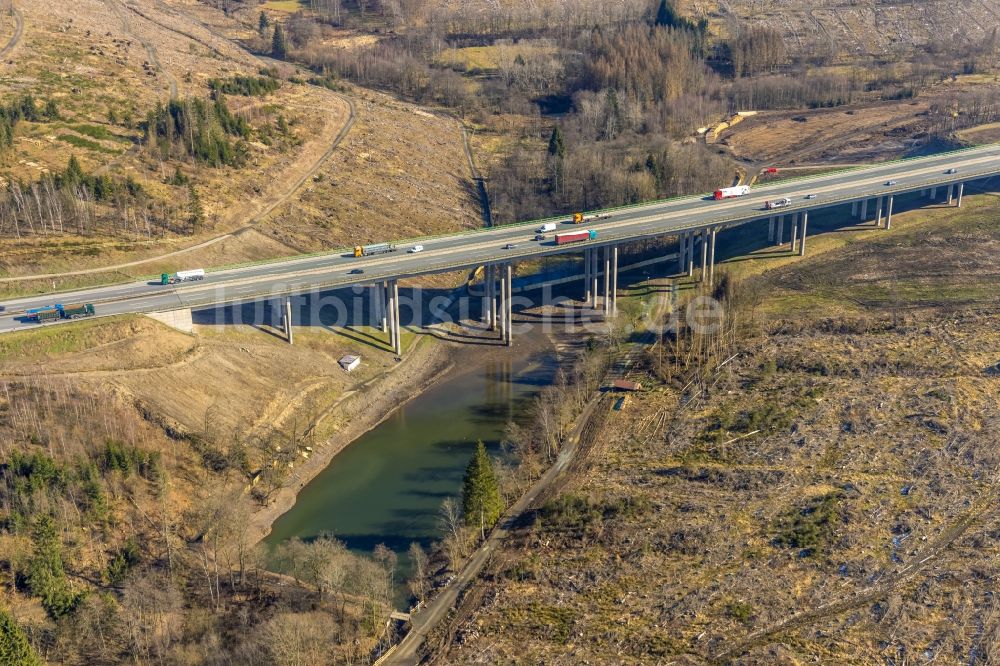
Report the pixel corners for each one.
[0,1,24,60]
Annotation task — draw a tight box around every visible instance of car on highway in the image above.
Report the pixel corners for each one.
[408,245,424,253]
[885,180,897,186]
[503,243,517,250]
[805,194,817,199]
[534,234,546,241]
[946,168,958,174]
[348,268,364,275]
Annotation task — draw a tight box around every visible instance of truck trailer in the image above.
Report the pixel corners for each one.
[354,243,396,257]
[555,229,598,245]
[713,185,750,200]
[764,197,792,210]
[60,303,96,319]
[571,212,612,223]
[161,268,206,285]
[26,303,96,323]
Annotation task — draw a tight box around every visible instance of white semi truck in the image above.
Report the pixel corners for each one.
[713,185,750,200]
[160,268,206,285]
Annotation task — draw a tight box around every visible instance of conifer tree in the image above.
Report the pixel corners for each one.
[547,125,565,159]
[272,24,287,59]
[0,607,40,666]
[655,0,678,28]
[461,441,503,538]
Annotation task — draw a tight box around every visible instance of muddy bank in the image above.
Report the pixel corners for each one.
[246,318,565,549]
[245,336,454,546]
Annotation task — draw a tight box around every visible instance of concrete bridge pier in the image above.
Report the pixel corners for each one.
[687,232,696,277]
[799,211,809,256]
[775,216,784,245]
[603,247,611,316]
[700,228,709,281]
[768,216,775,242]
[708,227,718,288]
[283,298,293,345]
[504,264,513,346]
[372,285,385,332]
[851,201,858,217]
[382,281,390,333]
[947,184,954,205]
[392,281,402,356]
[886,195,894,230]
[860,198,868,220]
[790,212,798,252]
[590,249,599,309]
[482,265,493,328]
[930,186,937,200]
[875,196,884,227]
[584,250,592,304]
[677,232,687,275]
[498,268,507,344]
[611,246,619,316]
[956,182,964,207]
[386,279,398,354]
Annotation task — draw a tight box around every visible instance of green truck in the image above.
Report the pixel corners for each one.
[25,303,96,323]
[60,303,96,319]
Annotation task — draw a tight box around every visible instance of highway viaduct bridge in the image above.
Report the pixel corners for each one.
[1,144,999,352]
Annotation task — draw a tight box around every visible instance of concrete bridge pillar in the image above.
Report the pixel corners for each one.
[372,284,384,332]
[700,228,709,281]
[768,216,775,242]
[947,184,954,205]
[382,281,390,333]
[708,227,718,288]
[875,196,884,227]
[860,198,868,220]
[677,232,687,275]
[498,269,507,344]
[284,298,293,345]
[584,250,591,303]
[387,280,397,352]
[886,195,894,230]
[930,186,937,200]
[483,266,492,328]
[504,263,513,346]
[687,232,696,277]
[851,201,858,217]
[799,211,809,256]
[775,216,784,245]
[591,249,599,309]
[611,246,619,317]
[790,212,798,252]
[956,182,964,207]
[603,247,612,316]
[392,280,402,356]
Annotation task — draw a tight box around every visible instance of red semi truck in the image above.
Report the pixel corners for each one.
[555,229,598,245]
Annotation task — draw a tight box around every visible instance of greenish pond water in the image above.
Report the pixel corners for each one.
[264,349,556,605]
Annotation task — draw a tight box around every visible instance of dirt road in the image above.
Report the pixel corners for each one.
[0,1,23,60]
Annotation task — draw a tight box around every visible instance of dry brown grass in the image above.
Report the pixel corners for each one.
[259,85,482,251]
[429,190,1000,664]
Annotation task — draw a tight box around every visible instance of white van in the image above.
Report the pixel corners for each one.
[408,245,424,253]
[536,222,557,233]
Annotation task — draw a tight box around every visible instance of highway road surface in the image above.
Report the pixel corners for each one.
[1,144,998,333]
